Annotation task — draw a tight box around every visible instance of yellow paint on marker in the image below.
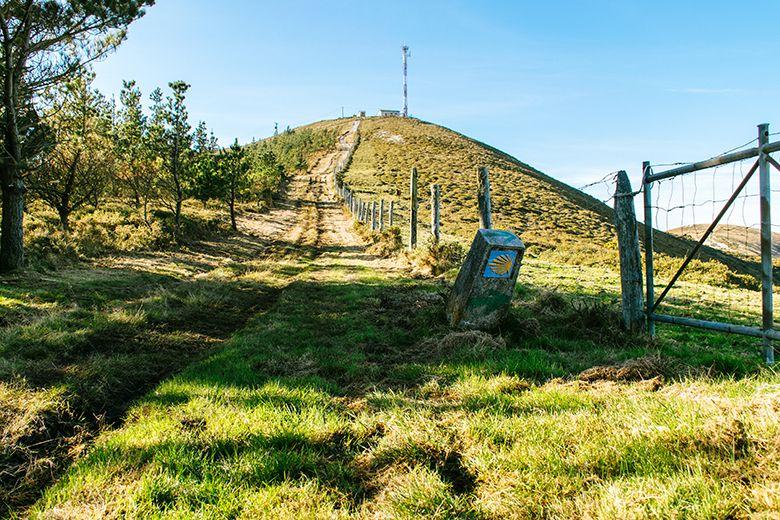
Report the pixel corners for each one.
[488,254,513,275]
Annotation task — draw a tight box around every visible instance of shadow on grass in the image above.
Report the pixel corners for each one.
[28,267,774,517]
[0,262,282,515]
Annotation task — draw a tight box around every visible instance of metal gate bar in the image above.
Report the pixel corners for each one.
[643,123,780,364]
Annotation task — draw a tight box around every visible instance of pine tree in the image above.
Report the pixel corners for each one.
[0,0,153,271]
[27,73,114,231]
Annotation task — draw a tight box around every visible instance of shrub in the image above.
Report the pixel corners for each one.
[409,238,466,277]
[23,199,231,269]
[368,227,403,258]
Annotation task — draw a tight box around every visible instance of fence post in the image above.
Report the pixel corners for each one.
[431,184,440,242]
[409,167,418,250]
[758,123,775,365]
[642,161,655,336]
[372,201,377,231]
[389,200,395,227]
[380,199,385,231]
[478,167,492,229]
[614,170,644,333]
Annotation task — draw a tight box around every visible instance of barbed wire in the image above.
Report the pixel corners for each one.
[650,135,760,170]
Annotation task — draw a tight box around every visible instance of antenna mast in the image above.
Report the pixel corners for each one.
[402,45,410,117]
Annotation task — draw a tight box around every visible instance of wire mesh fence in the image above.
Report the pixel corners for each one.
[642,124,780,363]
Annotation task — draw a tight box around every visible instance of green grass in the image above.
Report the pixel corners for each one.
[0,211,307,514]
[6,117,780,518]
[27,248,779,519]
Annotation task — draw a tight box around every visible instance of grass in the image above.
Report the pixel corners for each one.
[24,199,238,270]
[340,116,767,287]
[26,245,779,518]
[0,204,308,515]
[5,117,779,518]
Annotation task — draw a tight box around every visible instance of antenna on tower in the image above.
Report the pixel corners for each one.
[273,122,278,136]
[402,45,410,118]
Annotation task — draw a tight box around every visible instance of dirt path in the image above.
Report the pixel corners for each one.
[237,120,364,253]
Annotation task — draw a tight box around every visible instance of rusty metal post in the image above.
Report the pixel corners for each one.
[642,161,655,336]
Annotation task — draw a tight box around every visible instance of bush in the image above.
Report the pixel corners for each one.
[24,199,231,269]
[409,238,466,277]
[367,227,403,258]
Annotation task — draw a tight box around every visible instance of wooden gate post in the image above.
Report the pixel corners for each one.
[478,167,492,229]
[380,199,385,231]
[409,167,418,250]
[431,184,441,242]
[614,170,644,333]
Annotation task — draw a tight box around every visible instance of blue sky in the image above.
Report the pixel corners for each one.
[92,1,780,227]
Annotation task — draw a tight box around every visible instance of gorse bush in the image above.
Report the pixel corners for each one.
[367,227,404,258]
[409,238,466,276]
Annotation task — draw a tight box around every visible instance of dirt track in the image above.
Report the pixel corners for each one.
[238,121,363,252]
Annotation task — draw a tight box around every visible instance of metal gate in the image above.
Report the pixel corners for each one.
[643,123,780,364]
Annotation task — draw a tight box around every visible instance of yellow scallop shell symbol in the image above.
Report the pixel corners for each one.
[489,254,513,275]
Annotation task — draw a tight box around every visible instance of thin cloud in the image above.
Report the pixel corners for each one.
[666,87,744,94]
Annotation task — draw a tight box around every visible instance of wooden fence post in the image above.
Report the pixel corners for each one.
[614,170,644,333]
[431,184,440,242]
[389,200,395,227]
[409,167,418,250]
[478,167,492,229]
[380,199,385,231]
[372,201,377,231]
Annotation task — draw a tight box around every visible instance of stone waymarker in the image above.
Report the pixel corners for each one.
[447,229,525,330]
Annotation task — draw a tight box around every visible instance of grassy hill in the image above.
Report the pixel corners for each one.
[13,116,779,519]
[669,224,780,259]
[317,116,763,284]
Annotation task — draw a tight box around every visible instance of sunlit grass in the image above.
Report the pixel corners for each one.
[28,246,780,519]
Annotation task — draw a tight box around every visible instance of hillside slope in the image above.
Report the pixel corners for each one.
[669,224,780,259]
[342,117,613,253]
[314,116,762,279]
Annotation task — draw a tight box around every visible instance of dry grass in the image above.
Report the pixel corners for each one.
[339,116,765,287]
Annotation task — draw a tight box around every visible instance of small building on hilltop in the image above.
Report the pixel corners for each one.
[378,109,401,117]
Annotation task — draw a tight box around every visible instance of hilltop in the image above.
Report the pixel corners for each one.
[307,116,762,282]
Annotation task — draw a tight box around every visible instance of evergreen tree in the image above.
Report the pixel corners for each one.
[27,73,113,231]
[218,139,250,231]
[151,81,192,240]
[115,79,159,222]
[0,0,153,271]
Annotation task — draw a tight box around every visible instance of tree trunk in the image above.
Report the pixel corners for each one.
[58,207,70,233]
[0,168,25,271]
[174,196,182,241]
[229,188,237,231]
[0,48,25,272]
